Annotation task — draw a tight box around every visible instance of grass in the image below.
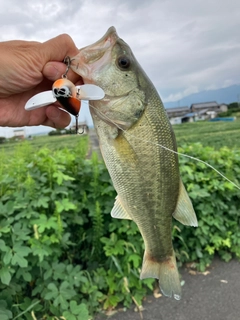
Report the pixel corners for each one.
[0,118,240,157]
[173,118,240,150]
[0,134,88,157]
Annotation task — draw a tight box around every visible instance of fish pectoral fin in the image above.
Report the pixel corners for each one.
[140,251,181,300]
[111,196,132,220]
[111,119,132,130]
[173,180,198,227]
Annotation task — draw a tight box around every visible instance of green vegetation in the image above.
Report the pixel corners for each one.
[0,123,239,319]
[219,102,240,117]
[176,144,240,270]
[173,118,240,150]
[0,137,6,144]
[228,102,239,109]
[0,135,82,158]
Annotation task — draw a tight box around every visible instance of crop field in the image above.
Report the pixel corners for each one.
[173,118,240,150]
[0,134,86,157]
[1,119,239,155]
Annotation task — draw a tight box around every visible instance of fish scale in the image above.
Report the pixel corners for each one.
[70,26,198,300]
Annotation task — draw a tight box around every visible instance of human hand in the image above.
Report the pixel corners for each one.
[0,34,82,128]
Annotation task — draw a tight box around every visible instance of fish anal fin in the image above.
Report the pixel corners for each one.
[140,251,181,300]
[173,180,198,227]
[111,196,132,220]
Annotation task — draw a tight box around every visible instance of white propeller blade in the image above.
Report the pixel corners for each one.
[25,85,105,111]
[25,91,56,110]
[76,84,105,100]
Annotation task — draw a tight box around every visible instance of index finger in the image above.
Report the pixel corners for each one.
[41,34,79,63]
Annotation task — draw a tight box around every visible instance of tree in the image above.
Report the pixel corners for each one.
[0,137,6,144]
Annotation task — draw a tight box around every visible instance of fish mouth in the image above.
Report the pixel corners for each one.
[70,26,118,83]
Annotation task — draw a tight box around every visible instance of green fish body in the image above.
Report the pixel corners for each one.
[71,27,198,300]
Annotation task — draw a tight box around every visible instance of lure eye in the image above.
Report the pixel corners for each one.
[117,56,130,70]
[53,86,71,98]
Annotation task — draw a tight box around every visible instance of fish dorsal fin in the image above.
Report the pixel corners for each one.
[111,196,132,220]
[173,180,198,227]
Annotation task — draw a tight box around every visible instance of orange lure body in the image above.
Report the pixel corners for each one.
[52,79,81,116]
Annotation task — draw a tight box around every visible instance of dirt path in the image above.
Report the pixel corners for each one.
[87,128,101,158]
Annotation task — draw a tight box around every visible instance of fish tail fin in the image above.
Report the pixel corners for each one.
[140,251,181,300]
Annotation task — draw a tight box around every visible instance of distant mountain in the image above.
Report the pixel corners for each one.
[163,84,240,109]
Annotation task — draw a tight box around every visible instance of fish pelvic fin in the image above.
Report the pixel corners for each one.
[173,180,198,227]
[111,195,132,220]
[140,251,181,300]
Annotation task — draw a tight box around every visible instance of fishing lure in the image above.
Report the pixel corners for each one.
[52,78,81,132]
[25,57,105,133]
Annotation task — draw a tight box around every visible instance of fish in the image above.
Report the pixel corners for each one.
[70,26,198,300]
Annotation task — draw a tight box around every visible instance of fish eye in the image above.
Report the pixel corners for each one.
[117,56,130,70]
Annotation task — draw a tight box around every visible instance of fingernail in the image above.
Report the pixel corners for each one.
[44,63,61,79]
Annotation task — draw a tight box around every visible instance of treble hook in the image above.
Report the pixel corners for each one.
[62,56,75,78]
[62,56,80,134]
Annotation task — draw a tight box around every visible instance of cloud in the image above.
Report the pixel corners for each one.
[164,86,199,103]
[0,0,240,135]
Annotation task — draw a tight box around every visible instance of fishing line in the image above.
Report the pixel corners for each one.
[89,103,240,191]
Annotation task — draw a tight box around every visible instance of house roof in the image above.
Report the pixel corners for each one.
[182,109,209,118]
[198,108,209,114]
[191,101,219,109]
[166,106,189,113]
[182,112,196,118]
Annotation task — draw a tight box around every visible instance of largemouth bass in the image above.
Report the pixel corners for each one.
[70,27,198,300]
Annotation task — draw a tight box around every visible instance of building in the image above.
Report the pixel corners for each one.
[166,106,190,124]
[166,101,229,124]
[181,109,210,122]
[13,129,25,140]
[166,105,210,123]
[71,122,89,135]
[219,104,228,112]
[190,101,228,113]
[166,106,190,119]
[169,117,183,125]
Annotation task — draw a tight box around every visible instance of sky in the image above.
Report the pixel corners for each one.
[0,0,240,137]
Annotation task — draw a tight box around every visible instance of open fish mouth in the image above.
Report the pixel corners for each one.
[70,27,119,83]
[79,26,118,64]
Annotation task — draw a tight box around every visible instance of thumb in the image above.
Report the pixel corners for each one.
[43,61,82,83]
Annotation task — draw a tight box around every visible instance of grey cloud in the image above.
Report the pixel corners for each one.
[0,0,239,101]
